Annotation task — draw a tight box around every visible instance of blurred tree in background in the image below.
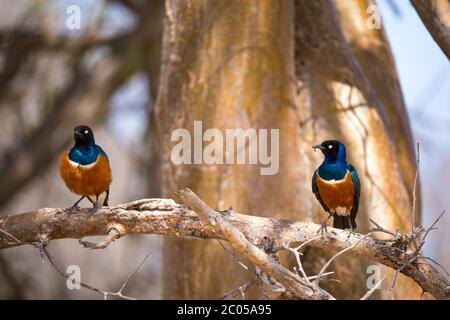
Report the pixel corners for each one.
[0,0,448,299]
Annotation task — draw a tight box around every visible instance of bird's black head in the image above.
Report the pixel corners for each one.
[74,125,95,147]
[312,140,346,162]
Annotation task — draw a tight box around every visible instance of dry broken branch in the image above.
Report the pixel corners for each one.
[175,188,335,300]
[1,191,449,299]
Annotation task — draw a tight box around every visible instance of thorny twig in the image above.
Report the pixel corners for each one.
[369,208,448,295]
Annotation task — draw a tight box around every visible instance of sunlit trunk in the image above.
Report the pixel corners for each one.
[155,0,421,299]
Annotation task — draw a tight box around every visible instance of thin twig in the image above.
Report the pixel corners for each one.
[369,219,397,238]
[0,228,23,245]
[219,276,258,300]
[421,210,446,245]
[306,272,334,281]
[295,234,327,251]
[37,240,151,300]
[282,244,310,283]
[360,275,386,300]
[315,234,371,287]
[412,142,420,231]
[116,251,152,296]
[420,256,450,277]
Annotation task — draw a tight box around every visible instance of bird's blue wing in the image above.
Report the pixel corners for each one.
[96,145,109,160]
[312,169,330,213]
[347,164,360,218]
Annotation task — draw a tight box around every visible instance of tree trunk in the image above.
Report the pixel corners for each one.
[154,0,421,299]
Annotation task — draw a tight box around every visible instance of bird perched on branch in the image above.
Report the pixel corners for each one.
[60,125,112,209]
[312,140,360,233]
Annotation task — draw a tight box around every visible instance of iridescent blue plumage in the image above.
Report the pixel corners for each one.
[317,143,348,180]
[68,127,108,165]
[69,145,108,165]
[347,163,360,218]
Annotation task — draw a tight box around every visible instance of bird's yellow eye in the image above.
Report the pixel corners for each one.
[84,130,88,134]
[328,145,333,149]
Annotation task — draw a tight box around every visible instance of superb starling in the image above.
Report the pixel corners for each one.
[60,125,112,209]
[312,140,360,232]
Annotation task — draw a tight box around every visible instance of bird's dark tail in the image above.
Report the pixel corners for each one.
[333,215,357,230]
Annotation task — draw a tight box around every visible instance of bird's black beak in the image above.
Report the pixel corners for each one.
[312,144,326,152]
[74,130,84,139]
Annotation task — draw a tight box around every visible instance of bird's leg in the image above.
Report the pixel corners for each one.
[91,195,101,210]
[72,196,85,208]
[346,216,354,240]
[347,217,354,232]
[86,196,95,205]
[317,213,332,235]
[103,189,109,206]
[85,195,101,213]
[63,196,86,213]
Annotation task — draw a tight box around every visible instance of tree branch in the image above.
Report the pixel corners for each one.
[411,0,450,60]
[1,192,449,299]
[175,188,334,300]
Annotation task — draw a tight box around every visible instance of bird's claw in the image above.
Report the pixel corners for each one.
[88,202,102,213]
[346,227,355,240]
[316,221,329,235]
[61,204,81,214]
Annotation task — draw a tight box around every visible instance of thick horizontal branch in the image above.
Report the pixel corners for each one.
[1,197,449,299]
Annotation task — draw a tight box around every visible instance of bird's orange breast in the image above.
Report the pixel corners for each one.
[60,152,112,196]
[316,171,355,215]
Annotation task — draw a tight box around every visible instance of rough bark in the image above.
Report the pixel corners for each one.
[1,197,448,299]
[154,0,299,299]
